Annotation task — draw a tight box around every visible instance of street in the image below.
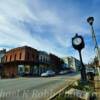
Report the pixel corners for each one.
[0,73,80,100]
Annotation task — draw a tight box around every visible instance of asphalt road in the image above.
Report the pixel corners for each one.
[0,73,80,100]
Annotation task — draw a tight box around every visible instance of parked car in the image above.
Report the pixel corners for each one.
[41,70,55,77]
[67,70,76,73]
[59,70,68,75]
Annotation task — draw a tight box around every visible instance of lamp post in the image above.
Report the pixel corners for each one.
[72,33,87,83]
[87,17,100,74]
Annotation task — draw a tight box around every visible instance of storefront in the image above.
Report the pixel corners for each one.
[2,64,17,78]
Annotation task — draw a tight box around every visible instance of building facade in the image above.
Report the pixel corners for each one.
[62,57,69,68]
[0,49,6,63]
[0,49,6,77]
[49,54,62,73]
[2,46,38,78]
[1,46,65,78]
[63,56,81,72]
[37,51,50,75]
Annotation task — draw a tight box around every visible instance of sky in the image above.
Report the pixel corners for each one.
[0,0,100,63]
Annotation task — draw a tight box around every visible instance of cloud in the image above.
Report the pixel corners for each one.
[0,0,99,63]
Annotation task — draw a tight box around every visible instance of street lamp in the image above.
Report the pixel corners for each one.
[72,33,87,83]
[87,17,100,73]
[87,17,94,25]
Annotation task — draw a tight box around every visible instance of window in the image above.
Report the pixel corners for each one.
[19,53,21,59]
[32,54,34,60]
[44,57,47,63]
[10,55,12,61]
[19,67,23,72]
[44,57,46,62]
[45,58,47,63]
[27,52,29,60]
[14,54,16,60]
[25,66,30,74]
[40,56,42,62]
[5,56,7,62]
[25,67,29,72]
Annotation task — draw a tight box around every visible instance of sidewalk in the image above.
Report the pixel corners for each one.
[94,76,100,99]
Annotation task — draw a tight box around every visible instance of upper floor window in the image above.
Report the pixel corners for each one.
[45,58,48,63]
[41,56,43,62]
[5,56,7,62]
[42,57,45,62]
[39,56,42,62]
[27,52,29,60]
[19,53,21,59]
[10,55,12,61]
[14,54,16,60]
[32,54,34,60]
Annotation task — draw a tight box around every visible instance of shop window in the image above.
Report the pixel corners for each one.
[25,66,30,74]
[19,67,23,72]
[25,67,29,72]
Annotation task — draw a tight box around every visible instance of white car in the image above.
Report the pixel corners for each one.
[41,70,55,77]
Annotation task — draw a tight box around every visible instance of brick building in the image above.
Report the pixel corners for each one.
[2,46,38,78]
[49,54,63,73]
[38,51,50,75]
[1,46,64,78]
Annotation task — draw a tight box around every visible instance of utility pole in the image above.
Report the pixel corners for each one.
[87,17,100,74]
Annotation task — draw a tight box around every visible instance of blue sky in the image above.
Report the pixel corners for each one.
[0,0,100,63]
